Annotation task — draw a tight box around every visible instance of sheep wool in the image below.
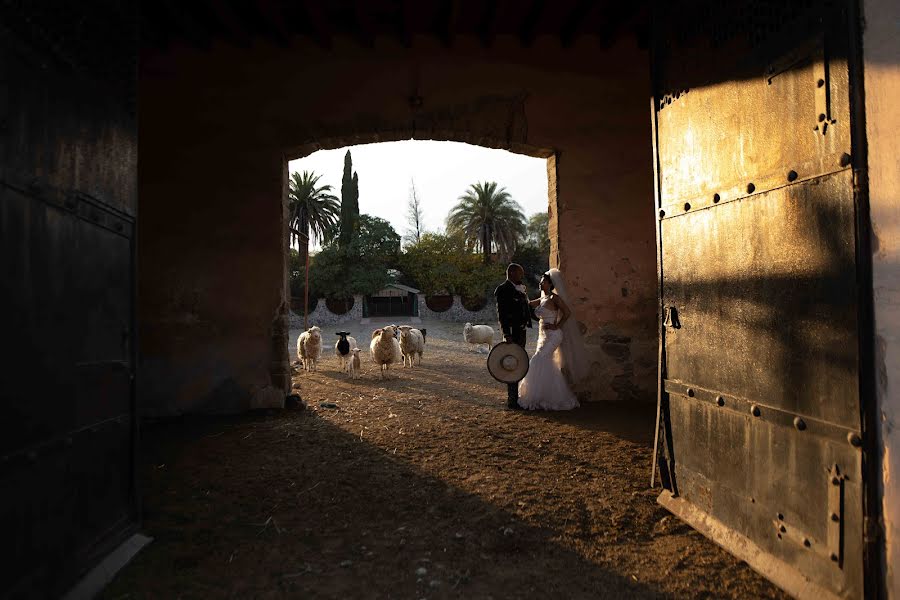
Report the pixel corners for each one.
[370,326,402,379]
[397,326,426,367]
[463,322,495,353]
[297,326,323,372]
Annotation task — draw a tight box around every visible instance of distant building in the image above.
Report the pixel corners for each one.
[363,283,420,318]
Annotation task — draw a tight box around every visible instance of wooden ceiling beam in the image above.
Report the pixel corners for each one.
[301,0,332,49]
[161,0,211,49]
[257,0,291,47]
[560,0,598,47]
[205,0,250,47]
[518,0,546,47]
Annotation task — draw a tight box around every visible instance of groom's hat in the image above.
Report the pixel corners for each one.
[487,342,529,384]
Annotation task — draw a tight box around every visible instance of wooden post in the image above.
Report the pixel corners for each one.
[304,239,310,330]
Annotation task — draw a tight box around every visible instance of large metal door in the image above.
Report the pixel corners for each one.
[0,3,140,597]
[650,2,876,598]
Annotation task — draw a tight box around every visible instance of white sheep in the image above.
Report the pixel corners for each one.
[297,326,323,372]
[463,322,495,353]
[348,348,361,380]
[334,331,358,373]
[397,326,426,367]
[370,326,402,379]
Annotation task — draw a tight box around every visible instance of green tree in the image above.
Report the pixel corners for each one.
[339,150,360,248]
[446,181,526,264]
[288,170,340,247]
[400,231,504,298]
[310,214,400,298]
[525,211,550,251]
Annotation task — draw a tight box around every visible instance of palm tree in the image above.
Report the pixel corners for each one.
[288,170,340,248]
[447,181,526,264]
[288,170,340,328]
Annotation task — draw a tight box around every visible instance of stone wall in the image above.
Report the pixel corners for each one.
[138,36,656,415]
[863,0,900,594]
[290,295,364,328]
[417,294,497,324]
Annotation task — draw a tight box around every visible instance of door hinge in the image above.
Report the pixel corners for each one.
[864,517,882,544]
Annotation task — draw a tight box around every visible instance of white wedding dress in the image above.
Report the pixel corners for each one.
[517,296,580,411]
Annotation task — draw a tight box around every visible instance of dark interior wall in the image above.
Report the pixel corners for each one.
[138,35,655,415]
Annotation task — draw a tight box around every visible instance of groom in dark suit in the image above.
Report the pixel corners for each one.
[494,263,533,409]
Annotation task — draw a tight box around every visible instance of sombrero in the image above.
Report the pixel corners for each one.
[487,342,529,384]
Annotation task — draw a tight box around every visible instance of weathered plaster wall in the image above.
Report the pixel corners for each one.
[862,0,900,595]
[139,35,655,415]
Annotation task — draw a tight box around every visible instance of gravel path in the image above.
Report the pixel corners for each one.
[103,319,786,599]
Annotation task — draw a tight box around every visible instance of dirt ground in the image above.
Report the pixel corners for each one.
[103,320,787,599]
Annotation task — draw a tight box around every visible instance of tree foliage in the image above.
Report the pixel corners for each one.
[400,232,504,298]
[526,212,550,251]
[310,214,400,298]
[446,181,526,264]
[339,150,360,248]
[288,170,340,247]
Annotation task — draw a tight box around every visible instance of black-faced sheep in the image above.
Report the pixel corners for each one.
[334,331,358,373]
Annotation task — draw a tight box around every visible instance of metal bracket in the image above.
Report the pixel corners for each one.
[663,306,681,329]
[827,464,845,567]
[812,40,835,136]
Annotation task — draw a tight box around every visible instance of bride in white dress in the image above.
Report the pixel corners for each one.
[517,269,590,411]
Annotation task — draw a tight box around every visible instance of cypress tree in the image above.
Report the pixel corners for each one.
[339,150,360,248]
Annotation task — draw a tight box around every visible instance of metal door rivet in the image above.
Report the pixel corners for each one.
[793,417,806,431]
[659,209,666,218]
[713,193,720,203]
[747,183,755,194]
[830,513,840,522]
[818,113,826,122]
[803,538,810,548]
[750,405,760,417]
[716,396,724,406]
[817,78,825,87]
[847,432,862,447]
[684,202,691,211]
[840,153,852,167]
[787,170,798,182]
[687,388,695,397]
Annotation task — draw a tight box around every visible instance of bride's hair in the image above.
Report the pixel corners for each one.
[546,268,590,386]
[541,272,555,291]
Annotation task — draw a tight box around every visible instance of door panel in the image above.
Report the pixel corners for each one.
[0,3,139,596]
[652,2,867,598]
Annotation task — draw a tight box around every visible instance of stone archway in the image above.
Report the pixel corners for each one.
[138,35,656,416]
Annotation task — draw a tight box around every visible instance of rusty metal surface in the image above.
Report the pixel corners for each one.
[652,1,867,598]
[0,3,139,597]
[659,492,848,600]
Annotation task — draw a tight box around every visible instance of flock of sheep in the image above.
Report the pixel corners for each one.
[295,321,498,379]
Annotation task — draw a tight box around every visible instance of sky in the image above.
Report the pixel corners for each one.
[288,140,548,249]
